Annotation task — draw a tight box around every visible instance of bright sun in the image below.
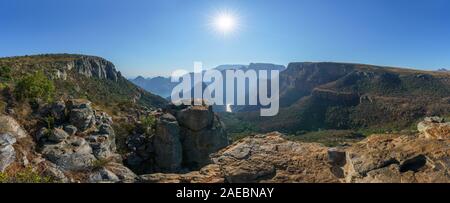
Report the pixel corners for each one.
[213,11,238,35]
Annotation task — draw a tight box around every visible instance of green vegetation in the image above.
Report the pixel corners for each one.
[44,116,55,130]
[285,130,365,147]
[140,114,156,135]
[15,70,55,102]
[0,66,12,80]
[0,167,54,183]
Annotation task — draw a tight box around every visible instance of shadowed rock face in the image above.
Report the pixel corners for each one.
[126,104,229,174]
[140,117,450,183]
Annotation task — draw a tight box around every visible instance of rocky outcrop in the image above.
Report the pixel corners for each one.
[64,56,121,82]
[126,104,229,174]
[344,133,449,183]
[153,113,182,172]
[142,117,450,183]
[40,136,97,171]
[141,132,340,183]
[0,115,29,173]
[38,99,121,170]
[66,99,95,132]
[417,116,450,140]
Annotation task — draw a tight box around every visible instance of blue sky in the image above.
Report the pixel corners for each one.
[1,0,449,77]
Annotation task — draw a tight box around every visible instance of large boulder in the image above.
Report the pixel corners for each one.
[40,136,97,171]
[0,133,16,172]
[153,113,182,172]
[0,115,27,139]
[67,99,95,132]
[180,115,228,169]
[47,128,70,143]
[417,117,450,140]
[175,106,214,131]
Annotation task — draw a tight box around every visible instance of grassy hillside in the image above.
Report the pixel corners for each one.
[0,54,167,117]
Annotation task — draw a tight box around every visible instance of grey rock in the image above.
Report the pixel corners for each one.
[153,114,182,172]
[35,127,49,142]
[73,56,120,82]
[88,134,115,160]
[424,116,445,123]
[49,101,66,122]
[181,126,228,169]
[105,162,139,183]
[63,125,77,136]
[0,115,28,139]
[40,136,97,171]
[69,108,94,132]
[42,162,69,183]
[89,168,120,183]
[328,147,346,167]
[176,106,214,131]
[0,133,17,172]
[98,124,116,151]
[48,128,70,143]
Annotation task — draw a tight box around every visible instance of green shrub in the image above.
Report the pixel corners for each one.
[140,114,156,135]
[0,167,53,183]
[45,116,55,130]
[91,158,111,170]
[0,66,12,80]
[15,71,55,102]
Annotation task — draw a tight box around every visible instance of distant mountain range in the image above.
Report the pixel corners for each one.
[130,63,286,99]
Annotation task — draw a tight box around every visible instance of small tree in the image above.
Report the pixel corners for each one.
[140,114,156,135]
[15,71,55,102]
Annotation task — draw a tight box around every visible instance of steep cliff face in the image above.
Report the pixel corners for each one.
[224,62,450,133]
[68,56,121,82]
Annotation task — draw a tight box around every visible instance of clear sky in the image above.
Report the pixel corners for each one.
[1,0,449,77]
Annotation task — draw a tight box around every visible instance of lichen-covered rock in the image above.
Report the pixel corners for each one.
[40,136,97,171]
[139,164,224,183]
[417,117,450,140]
[0,133,16,172]
[212,132,338,183]
[89,168,120,183]
[67,99,95,132]
[344,134,450,183]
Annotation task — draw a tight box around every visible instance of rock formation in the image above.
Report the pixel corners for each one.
[126,104,229,174]
[141,117,450,183]
[0,99,138,183]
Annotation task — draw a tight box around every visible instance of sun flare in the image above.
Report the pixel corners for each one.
[211,10,239,35]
